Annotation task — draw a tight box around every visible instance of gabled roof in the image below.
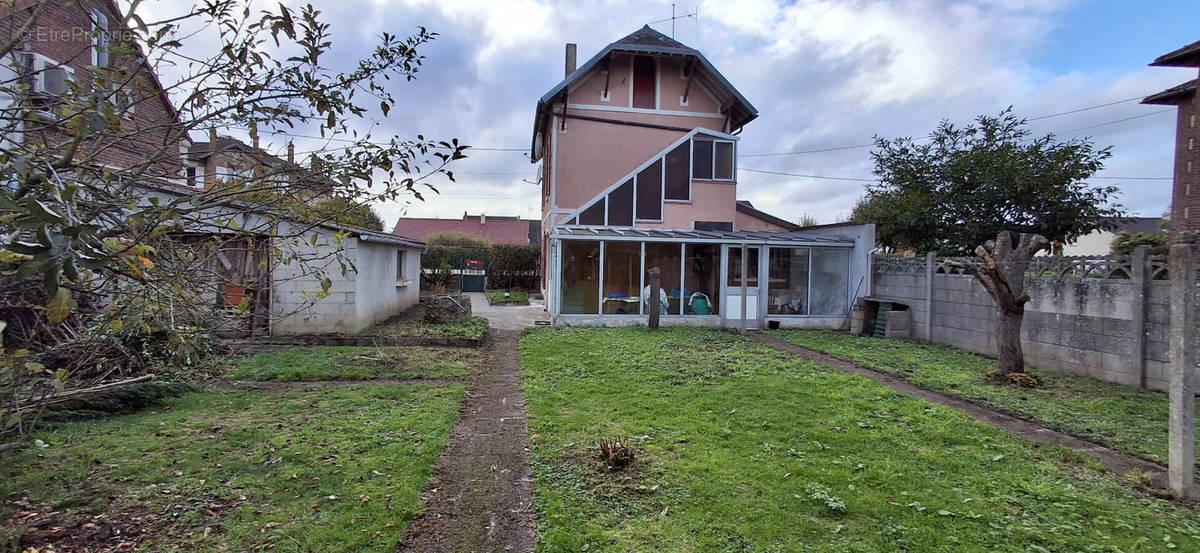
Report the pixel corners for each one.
[1151,40,1200,68]
[531,25,758,160]
[1142,78,1200,105]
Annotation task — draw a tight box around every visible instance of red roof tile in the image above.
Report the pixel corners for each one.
[391,215,538,245]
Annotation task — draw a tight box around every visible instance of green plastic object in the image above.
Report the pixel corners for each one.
[689,293,711,315]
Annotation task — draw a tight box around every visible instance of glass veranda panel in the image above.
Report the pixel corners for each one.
[644,242,682,314]
[809,248,851,315]
[684,244,720,315]
[602,241,641,315]
[767,247,809,315]
[560,240,599,314]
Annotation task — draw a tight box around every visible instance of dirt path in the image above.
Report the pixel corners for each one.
[400,329,537,553]
[751,332,1172,488]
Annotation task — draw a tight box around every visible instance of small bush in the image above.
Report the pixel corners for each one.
[597,437,636,470]
[986,370,1040,388]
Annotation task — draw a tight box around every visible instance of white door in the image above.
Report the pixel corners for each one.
[721,244,764,329]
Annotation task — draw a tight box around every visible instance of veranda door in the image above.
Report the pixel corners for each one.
[721,244,765,330]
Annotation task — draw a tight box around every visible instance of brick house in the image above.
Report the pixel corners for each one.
[391,213,540,245]
[1144,39,1200,233]
[530,26,874,328]
[1,0,185,181]
[1,0,424,336]
[185,130,334,203]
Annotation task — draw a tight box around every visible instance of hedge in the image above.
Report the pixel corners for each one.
[422,244,540,291]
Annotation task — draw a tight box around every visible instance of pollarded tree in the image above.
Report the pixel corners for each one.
[949,232,1049,378]
[852,109,1124,255]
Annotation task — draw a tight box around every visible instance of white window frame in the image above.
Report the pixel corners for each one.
[90,9,110,68]
[692,137,736,182]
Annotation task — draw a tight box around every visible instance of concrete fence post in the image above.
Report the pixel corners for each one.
[1168,232,1197,499]
[924,251,935,340]
[1132,245,1149,389]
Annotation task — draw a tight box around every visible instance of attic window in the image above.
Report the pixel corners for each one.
[632,56,656,109]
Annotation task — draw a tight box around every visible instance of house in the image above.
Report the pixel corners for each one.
[2,0,423,336]
[185,130,333,202]
[391,212,541,245]
[530,26,874,328]
[1143,39,1200,233]
[1061,217,1164,256]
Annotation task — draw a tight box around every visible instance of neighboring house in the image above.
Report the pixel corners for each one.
[185,130,333,202]
[391,212,541,245]
[2,0,185,181]
[2,0,422,336]
[530,26,874,328]
[1061,217,1164,256]
[1143,39,1200,233]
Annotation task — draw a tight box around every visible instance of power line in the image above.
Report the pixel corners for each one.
[738,167,875,182]
[739,143,875,158]
[1027,96,1145,121]
[1062,108,1174,133]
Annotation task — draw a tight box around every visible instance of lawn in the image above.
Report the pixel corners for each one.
[764,330,1198,466]
[225,345,479,381]
[362,316,488,340]
[520,327,1200,552]
[486,289,530,305]
[0,383,464,552]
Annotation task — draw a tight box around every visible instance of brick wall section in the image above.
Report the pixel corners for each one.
[873,270,1197,392]
[1173,89,1200,232]
[9,0,184,178]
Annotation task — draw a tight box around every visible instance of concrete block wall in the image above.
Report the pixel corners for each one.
[872,264,1195,392]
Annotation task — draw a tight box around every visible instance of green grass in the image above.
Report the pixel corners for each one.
[0,383,465,552]
[225,345,478,381]
[765,330,1198,466]
[486,289,530,305]
[520,327,1200,552]
[362,316,488,340]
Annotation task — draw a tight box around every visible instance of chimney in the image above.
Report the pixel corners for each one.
[208,127,217,144]
[564,43,577,77]
[287,141,295,163]
[480,213,487,224]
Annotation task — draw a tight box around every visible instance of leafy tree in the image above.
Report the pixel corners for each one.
[310,198,386,232]
[853,109,1124,255]
[0,1,465,437]
[1110,231,1169,258]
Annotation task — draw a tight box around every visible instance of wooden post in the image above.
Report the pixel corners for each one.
[924,251,935,341]
[1168,232,1197,499]
[648,267,661,330]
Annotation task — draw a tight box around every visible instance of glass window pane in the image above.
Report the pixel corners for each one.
[726,246,759,287]
[602,242,641,315]
[579,199,605,225]
[664,143,690,200]
[561,241,600,314]
[809,248,851,315]
[684,244,720,315]
[767,248,809,315]
[714,142,733,179]
[635,159,662,220]
[644,242,682,315]
[607,179,634,226]
[692,139,713,180]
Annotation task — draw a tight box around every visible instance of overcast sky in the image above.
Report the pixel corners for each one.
[154,0,1200,227]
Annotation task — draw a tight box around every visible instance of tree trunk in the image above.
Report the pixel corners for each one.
[647,267,661,330]
[995,306,1026,374]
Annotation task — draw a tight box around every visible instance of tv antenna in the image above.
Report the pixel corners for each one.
[649,4,697,38]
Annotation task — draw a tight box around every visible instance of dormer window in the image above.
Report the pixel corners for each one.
[632,56,656,109]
